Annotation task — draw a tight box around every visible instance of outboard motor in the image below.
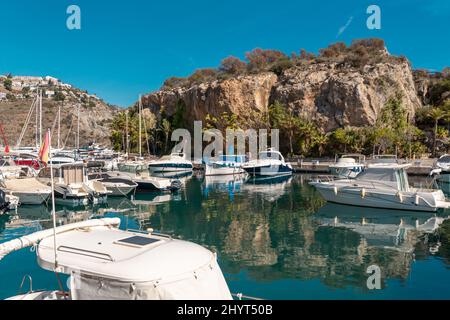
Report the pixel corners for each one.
[169,179,182,192]
[0,189,10,213]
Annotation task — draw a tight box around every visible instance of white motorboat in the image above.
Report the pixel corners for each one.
[310,163,450,212]
[329,154,365,178]
[148,153,193,173]
[37,163,108,206]
[0,177,51,205]
[88,171,138,196]
[0,218,232,300]
[242,148,292,177]
[47,154,76,165]
[205,155,247,176]
[436,154,450,172]
[434,154,450,183]
[118,161,181,192]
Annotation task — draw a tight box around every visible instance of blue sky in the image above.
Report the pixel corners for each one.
[0,0,448,107]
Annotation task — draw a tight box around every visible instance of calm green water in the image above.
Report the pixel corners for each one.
[0,173,449,300]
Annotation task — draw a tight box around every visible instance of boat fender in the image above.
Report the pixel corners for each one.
[361,188,366,198]
[334,216,338,225]
[362,217,367,225]
[415,194,420,205]
[397,192,403,203]
[334,186,338,195]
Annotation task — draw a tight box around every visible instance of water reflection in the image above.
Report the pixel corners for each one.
[1,174,450,299]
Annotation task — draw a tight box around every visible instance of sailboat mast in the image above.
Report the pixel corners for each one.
[47,128,58,269]
[57,102,61,150]
[139,95,142,157]
[39,90,42,147]
[35,92,39,148]
[77,104,80,151]
[125,110,129,155]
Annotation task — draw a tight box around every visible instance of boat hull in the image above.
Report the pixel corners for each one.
[312,183,441,212]
[148,164,193,173]
[205,164,245,176]
[10,191,51,205]
[104,184,136,196]
[243,164,292,177]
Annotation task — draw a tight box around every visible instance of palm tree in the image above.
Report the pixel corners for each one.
[161,118,171,153]
[428,108,448,156]
[313,132,329,157]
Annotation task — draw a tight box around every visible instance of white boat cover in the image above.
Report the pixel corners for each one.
[0,218,121,260]
[0,217,232,300]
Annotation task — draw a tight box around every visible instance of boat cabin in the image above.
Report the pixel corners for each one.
[357,164,411,191]
[38,163,87,185]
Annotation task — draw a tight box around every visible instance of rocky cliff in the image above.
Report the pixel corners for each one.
[142,59,422,132]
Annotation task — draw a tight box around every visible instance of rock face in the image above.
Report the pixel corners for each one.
[272,61,422,131]
[142,60,422,132]
[143,73,278,127]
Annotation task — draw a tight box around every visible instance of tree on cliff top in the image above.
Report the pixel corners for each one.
[245,48,289,73]
[219,56,247,75]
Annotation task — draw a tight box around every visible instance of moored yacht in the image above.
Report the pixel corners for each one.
[37,163,108,205]
[0,218,232,300]
[118,161,181,192]
[205,155,247,176]
[0,177,51,205]
[310,163,450,212]
[88,171,138,196]
[329,154,365,178]
[242,148,292,177]
[148,153,193,173]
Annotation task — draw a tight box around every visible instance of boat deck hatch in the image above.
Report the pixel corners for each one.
[115,236,160,247]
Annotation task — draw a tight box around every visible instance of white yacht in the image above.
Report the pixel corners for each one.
[0,218,232,300]
[310,163,450,212]
[118,161,181,192]
[242,148,292,177]
[205,155,247,176]
[329,154,365,178]
[37,163,109,205]
[148,153,193,173]
[0,177,51,205]
[88,171,138,196]
[436,154,450,173]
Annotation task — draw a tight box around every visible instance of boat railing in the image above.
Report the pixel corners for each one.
[17,274,33,295]
[310,175,340,183]
[58,245,114,261]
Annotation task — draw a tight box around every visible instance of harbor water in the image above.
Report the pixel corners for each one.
[0,173,449,300]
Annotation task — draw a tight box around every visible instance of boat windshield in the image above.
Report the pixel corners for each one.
[218,155,247,163]
[439,155,450,163]
[259,152,281,160]
[357,167,410,191]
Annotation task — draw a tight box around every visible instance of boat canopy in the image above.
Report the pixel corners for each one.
[357,164,411,191]
[259,149,284,161]
[35,221,231,300]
